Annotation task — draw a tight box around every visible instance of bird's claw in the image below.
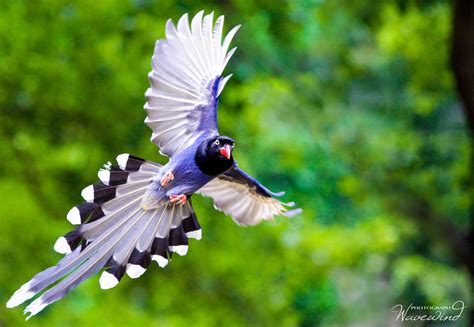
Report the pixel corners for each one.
[160,171,174,187]
[169,194,187,205]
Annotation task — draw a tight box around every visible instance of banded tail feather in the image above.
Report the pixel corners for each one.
[7,11,302,321]
[6,154,203,319]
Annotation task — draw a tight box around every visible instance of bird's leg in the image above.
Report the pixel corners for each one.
[169,194,187,205]
[160,171,174,187]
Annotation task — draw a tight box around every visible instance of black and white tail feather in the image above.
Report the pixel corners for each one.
[6,154,201,319]
[7,10,302,319]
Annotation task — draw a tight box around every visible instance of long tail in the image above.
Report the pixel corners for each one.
[6,154,202,319]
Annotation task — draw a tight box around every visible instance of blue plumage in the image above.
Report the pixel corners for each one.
[7,11,301,319]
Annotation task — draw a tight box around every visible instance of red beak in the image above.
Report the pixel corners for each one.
[219,144,232,159]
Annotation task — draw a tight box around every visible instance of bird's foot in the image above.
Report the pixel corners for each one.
[169,194,187,205]
[160,171,174,187]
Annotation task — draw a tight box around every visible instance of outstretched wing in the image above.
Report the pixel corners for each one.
[198,166,302,226]
[145,11,240,157]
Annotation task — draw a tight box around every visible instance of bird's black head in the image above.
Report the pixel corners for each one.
[195,135,235,176]
[207,135,235,160]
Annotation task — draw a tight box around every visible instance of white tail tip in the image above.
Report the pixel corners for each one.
[186,229,202,240]
[24,298,47,320]
[98,169,110,185]
[116,153,129,170]
[66,207,81,225]
[126,264,146,279]
[169,245,188,256]
[81,185,94,202]
[53,237,71,255]
[6,282,34,308]
[99,271,119,290]
[151,255,168,268]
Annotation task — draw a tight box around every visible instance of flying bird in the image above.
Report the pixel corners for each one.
[6,11,301,319]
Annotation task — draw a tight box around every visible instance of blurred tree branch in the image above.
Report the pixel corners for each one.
[451,0,473,268]
[451,0,473,324]
[452,0,474,134]
[408,195,474,275]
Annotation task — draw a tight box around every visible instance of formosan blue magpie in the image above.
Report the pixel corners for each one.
[7,11,301,318]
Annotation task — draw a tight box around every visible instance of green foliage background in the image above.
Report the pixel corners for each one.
[0,1,471,326]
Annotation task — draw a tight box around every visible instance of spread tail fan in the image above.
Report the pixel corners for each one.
[6,154,202,319]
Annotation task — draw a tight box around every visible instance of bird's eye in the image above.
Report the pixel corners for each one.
[214,139,220,145]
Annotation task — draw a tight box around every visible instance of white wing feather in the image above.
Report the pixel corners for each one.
[145,11,240,157]
[198,167,302,226]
